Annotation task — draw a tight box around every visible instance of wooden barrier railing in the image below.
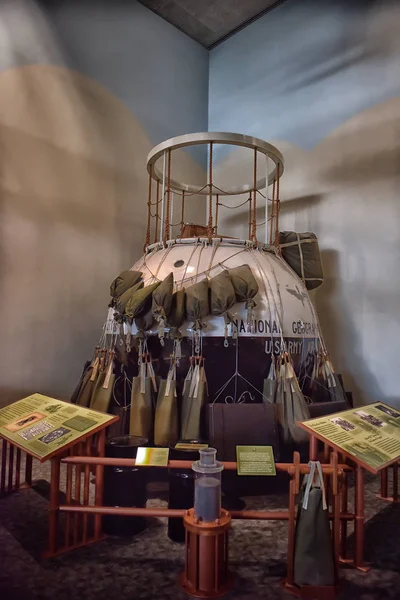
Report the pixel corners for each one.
[0,440,32,497]
[379,462,400,502]
[57,450,348,597]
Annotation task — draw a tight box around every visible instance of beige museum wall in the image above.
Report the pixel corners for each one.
[213,97,400,406]
[0,65,206,404]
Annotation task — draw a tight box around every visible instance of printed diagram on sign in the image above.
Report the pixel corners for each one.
[5,412,45,432]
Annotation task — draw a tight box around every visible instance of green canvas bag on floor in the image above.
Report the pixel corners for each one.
[294,461,335,586]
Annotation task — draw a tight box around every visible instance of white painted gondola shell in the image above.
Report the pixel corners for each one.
[131,238,319,344]
[104,238,321,402]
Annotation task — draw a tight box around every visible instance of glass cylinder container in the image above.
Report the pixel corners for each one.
[192,448,224,522]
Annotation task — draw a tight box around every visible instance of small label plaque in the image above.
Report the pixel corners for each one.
[136,447,169,467]
[236,446,276,476]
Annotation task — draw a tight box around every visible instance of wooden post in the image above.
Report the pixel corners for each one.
[331,452,341,579]
[25,454,33,487]
[74,442,83,545]
[1,440,8,494]
[340,467,348,560]
[324,443,331,502]
[354,464,369,571]
[82,438,91,542]
[15,448,21,490]
[94,429,106,539]
[309,435,318,461]
[380,468,388,499]
[392,464,398,502]
[65,463,73,548]
[48,457,61,556]
[286,452,300,586]
[7,444,14,493]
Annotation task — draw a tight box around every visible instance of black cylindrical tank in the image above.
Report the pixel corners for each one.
[103,435,148,536]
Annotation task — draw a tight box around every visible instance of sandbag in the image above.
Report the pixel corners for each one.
[209,270,236,316]
[229,264,258,302]
[70,360,91,404]
[152,272,174,321]
[75,367,96,407]
[135,305,154,332]
[279,232,323,290]
[130,376,154,440]
[181,361,208,440]
[262,358,276,403]
[114,281,144,315]
[154,377,178,447]
[168,289,186,328]
[294,461,335,586]
[275,356,310,444]
[186,279,209,329]
[125,282,160,322]
[90,370,115,413]
[110,269,143,299]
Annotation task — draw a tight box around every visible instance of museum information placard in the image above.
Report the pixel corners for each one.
[300,402,400,473]
[135,447,169,467]
[236,446,276,476]
[0,393,116,461]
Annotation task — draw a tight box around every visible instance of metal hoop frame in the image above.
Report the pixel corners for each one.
[146,132,284,196]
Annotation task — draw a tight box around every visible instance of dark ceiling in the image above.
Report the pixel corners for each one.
[138,0,286,49]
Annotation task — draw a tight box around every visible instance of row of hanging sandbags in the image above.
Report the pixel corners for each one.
[109,264,259,334]
[261,350,348,444]
[72,349,115,412]
[262,352,310,444]
[129,355,208,446]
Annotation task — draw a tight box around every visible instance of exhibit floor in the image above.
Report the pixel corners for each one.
[0,461,399,600]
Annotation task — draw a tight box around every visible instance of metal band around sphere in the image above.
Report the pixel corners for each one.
[146,132,284,196]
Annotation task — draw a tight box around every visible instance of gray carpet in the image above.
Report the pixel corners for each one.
[1,460,400,600]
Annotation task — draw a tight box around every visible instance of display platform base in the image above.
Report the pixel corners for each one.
[282,579,339,600]
[42,535,107,559]
[179,572,235,599]
[376,494,400,503]
[339,558,371,573]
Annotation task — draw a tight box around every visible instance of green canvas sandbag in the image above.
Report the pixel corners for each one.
[114,281,144,315]
[75,367,96,407]
[125,282,160,321]
[262,358,276,403]
[152,272,174,321]
[275,357,310,444]
[228,264,259,302]
[168,289,186,328]
[181,363,208,441]
[90,369,115,413]
[70,360,91,404]
[209,270,236,316]
[294,461,335,586]
[110,269,143,299]
[130,376,154,440]
[154,376,178,447]
[186,279,209,329]
[135,305,154,331]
